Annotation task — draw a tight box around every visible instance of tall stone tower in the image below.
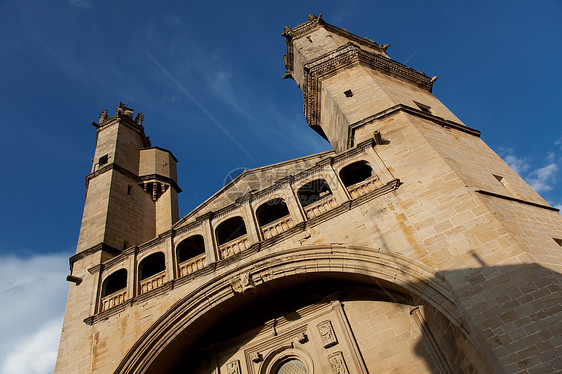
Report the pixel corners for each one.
[56,16,562,374]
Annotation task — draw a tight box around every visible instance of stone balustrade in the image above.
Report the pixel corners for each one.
[261,215,294,239]
[100,289,127,312]
[304,196,338,219]
[96,152,385,316]
[347,176,379,199]
[179,254,207,277]
[219,234,249,259]
[139,271,166,295]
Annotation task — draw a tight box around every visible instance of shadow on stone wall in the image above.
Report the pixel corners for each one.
[172,262,561,373]
[128,254,561,374]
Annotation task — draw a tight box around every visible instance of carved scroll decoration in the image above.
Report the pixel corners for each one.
[328,352,349,374]
[317,320,338,348]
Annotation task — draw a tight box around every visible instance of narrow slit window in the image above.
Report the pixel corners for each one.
[127,185,132,195]
[344,89,353,98]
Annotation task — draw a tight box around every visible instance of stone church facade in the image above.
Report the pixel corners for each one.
[55,15,562,373]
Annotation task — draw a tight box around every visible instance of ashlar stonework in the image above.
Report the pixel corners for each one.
[55,14,562,374]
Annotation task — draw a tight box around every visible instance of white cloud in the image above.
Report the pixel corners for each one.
[502,150,530,175]
[527,163,558,193]
[0,252,71,374]
[2,317,63,374]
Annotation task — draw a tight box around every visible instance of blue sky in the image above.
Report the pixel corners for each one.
[0,0,561,372]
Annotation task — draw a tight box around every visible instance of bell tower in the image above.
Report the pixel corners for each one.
[283,14,464,153]
[76,103,180,256]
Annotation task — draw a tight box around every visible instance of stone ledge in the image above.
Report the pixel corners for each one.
[475,190,559,212]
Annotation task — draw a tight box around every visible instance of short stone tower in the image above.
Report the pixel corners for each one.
[77,103,180,256]
[56,16,561,374]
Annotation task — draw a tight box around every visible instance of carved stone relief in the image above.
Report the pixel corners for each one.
[328,352,349,374]
[227,360,241,374]
[317,320,338,348]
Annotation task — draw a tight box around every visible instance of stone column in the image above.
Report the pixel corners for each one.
[161,231,176,281]
[280,176,306,224]
[196,213,218,264]
[318,158,350,205]
[362,138,395,184]
[239,193,262,243]
[126,247,138,299]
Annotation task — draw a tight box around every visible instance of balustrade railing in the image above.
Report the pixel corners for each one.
[219,234,249,259]
[100,289,127,312]
[261,215,294,239]
[304,196,338,219]
[179,254,207,277]
[347,176,380,199]
[139,271,166,295]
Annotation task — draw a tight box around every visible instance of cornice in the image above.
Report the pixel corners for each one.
[303,43,434,130]
[69,243,121,272]
[138,236,165,254]
[346,104,480,149]
[175,220,203,236]
[282,14,388,79]
[85,163,138,188]
[333,139,374,165]
[138,174,182,193]
[213,202,243,221]
[475,190,559,212]
[85,164,182,193]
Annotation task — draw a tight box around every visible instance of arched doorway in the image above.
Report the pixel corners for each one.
[115,245,489,374]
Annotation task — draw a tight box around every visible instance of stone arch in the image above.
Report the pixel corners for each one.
[115,244,485,374]
[101,268,127,299]
[138,252,166,281]
[296,178,333,208]
[338,160,373,188]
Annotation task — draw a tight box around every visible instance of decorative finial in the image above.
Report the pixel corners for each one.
[98,109,108,123]
[135,112,144,126]
[382,44,390,51]
[117,102,126,115]
[430,76,439,83]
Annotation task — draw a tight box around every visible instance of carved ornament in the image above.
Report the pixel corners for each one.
[317,320,338,348]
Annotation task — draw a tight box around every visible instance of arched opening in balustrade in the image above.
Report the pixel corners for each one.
[256,198,293,239]
[100,268,128,312]
[216,217,247,245]
[138,252,166,295]
[101,269,127,298]
[296,179,332,208]
[139,252,166,281]
[216,217,248,258]
[176,235,206,277]
[177,235,205,262]
[339,160,373,187]
[339,161,377,198]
